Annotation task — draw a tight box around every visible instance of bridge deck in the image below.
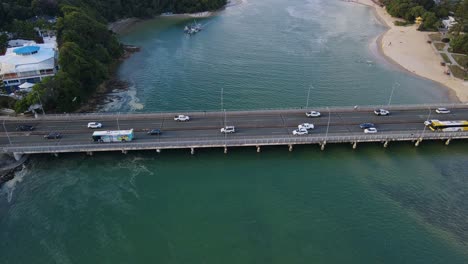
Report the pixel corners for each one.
[1,103,468,154]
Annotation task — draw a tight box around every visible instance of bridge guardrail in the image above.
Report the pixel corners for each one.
[1,103,467,121]
[3,131,468,154]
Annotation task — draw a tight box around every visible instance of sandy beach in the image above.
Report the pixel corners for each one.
[351,0,468,102]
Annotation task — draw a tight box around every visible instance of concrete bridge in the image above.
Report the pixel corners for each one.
[1,103,468,159]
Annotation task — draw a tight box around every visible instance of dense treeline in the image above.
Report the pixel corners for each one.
[381,0,449,30]
[1,0,226,112]
[451,0,468,54]
[12,4,123,112]
[382,0,468,54]
[64,0,227,21]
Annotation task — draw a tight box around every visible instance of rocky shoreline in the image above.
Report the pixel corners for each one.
[75,45,140,113]
[0,154,28,187]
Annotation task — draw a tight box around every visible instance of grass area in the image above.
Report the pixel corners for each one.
[428,33,442,41]
[452,54,468,68]
[449,65,468,80]
[440,53,451,63]
[394,21,411,26]
[434,42,446,51]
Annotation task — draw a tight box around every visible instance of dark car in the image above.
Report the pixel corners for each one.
[16,125,35,131]
[44,132,62,139]
[359,123,375,129]
[147,129,161,135]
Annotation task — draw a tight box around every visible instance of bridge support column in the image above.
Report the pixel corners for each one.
[122,150,127,154]
[224,147,228,154]
[156,149,161,153]
[352,142,358,149]
[445,138,451,145]
[13,152,23,161]
[415,138,422,147]
[86,151,93,156]
[288,145,293,152]
[383,141,389,148]
[256,146,261,153]
[191,148,195,155]
[320,142,326,151]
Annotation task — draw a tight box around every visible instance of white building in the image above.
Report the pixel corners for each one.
[0,37,58,92]
[442,16,457,29]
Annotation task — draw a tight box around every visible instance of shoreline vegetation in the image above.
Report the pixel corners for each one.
[107,0,243,34]
[350,0,468,103]
[1,0,228,113]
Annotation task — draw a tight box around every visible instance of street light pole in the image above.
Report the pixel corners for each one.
[117,112,120,130]
[388,82,399,106]
[306,85,312,109]
[221,88,224,111]
[422,108,431,137]
[35,91,45,115]
[3,120,11,145]
[326,107,331,139]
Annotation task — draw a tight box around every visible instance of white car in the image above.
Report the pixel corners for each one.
[220,126,235,133]
[435,108,450,114]
[292,128,308,135]
[374,109,390,116]
[174,115,190,121]
[298,123,314,130]
[305,111,321,117]
[87,122,102,128]
[364,127,378,133]
[424,119,438,126]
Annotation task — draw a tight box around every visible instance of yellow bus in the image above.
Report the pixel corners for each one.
[425,120,468,132]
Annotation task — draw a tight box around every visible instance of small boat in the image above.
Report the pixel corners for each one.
[184,20,203,35]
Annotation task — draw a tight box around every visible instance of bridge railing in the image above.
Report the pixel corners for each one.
[4,131,468,153]
[1,103,467,121]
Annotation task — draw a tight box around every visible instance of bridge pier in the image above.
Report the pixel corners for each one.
[256,146,261,153]
[445,138,451,145]
[320,142,326,151]
[122,149,127,154]
[86,151,93,156]
[383,141,389,148]
[288,144,293,152]
[415,138,422,147]
[352,142,358,149]
[224,147,228,154]
[13,152,23,161]
[191,148,195,155]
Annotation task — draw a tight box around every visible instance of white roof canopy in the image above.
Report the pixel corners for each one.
[19,82,35,89]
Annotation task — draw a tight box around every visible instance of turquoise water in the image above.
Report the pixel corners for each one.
[1,0,467,263]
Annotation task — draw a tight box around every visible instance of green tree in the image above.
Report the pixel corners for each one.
[420,12,439,31]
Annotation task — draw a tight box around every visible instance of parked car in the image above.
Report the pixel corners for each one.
[298,123,314,130]
[359,123,375,129]
[16,125,34,131]
[374,109,390,116]
[174,115,190,121]
[305,111,321,117]
[44,132,62,139]
[292,128,308,135]
[147,129,161,135]
[87,122,102,128]
[435,107,450,114]
[220,126,236,133]
[364,127,378,134]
